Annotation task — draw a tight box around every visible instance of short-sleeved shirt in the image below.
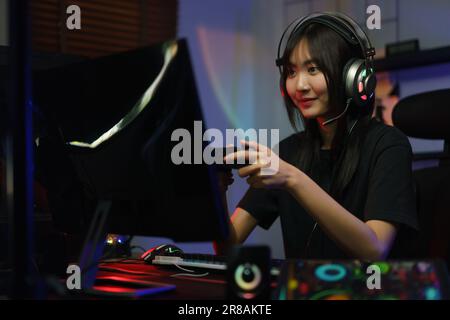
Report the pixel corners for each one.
[238,118,418,259]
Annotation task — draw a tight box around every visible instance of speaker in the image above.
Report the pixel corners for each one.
[226,245,271,300]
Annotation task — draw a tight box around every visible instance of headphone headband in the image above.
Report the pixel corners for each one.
[327,12,376,59]
[276,12,376,72]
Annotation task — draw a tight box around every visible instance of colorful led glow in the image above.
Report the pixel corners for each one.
[241,292,256,299]
[358,81,364,93]
[425,287,440,300]
[315,264,347,282]
[299,282,309,295]
[325,294,351,300]
[197,27,254,128]
[234,263,262,291]
[166,247,180,254]
[278,288,287,300]
[92,285,138,293]
[140,248,155,259]
[92,277,176,297]
[353,267,362,278]
[310,289,351,300]
[377,295,399,300]
[372,262,390,274]
[361,69,367,78]
[288,279,298,290]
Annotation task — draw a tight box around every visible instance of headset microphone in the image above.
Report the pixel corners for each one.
[322,98,352,126]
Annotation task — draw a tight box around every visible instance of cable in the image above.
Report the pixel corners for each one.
[303,222,318,257]
[171,264,210,277]
[302,117,360,258]
[348,117,359,136]
[170,272,210,278]
[173,264,196,273]
[322,98,352,126]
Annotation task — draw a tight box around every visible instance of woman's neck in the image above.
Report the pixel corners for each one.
[317,117,338,150]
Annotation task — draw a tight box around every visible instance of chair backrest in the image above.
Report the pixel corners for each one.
[392,89,450,140]
[411,167,450,260]
[392,89,450,267]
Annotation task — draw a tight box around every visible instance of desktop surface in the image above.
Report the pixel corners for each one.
[86,257,450,300]
[95,259,228,300]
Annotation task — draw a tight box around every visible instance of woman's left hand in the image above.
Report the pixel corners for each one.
[223,140,299,190]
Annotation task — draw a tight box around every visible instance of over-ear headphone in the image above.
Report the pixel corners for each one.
[276,12,377,110]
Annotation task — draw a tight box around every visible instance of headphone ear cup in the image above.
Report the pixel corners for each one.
[342,58,361,101]
[343,58,375,109]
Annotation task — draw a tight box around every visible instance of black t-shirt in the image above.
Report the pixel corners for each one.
[238,119,419,259]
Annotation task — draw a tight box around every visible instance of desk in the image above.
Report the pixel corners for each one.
[95,259,229,299]
[93,258,450,300]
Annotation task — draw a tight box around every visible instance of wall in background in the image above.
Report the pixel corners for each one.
[30,0,177,58]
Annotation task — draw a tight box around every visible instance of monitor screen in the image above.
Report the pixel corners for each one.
[34,39,229,242]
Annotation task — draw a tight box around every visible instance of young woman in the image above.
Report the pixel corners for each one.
[216,13,418,261]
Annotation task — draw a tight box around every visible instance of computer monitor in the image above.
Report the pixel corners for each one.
[34,39,229,243]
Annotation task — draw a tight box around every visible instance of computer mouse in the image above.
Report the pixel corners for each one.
[141,244,184,262]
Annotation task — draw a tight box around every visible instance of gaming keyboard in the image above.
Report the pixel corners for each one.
[150,253,281,276]
[273,259,450,300]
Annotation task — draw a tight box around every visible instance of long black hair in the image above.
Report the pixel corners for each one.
[279,23,375,201]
